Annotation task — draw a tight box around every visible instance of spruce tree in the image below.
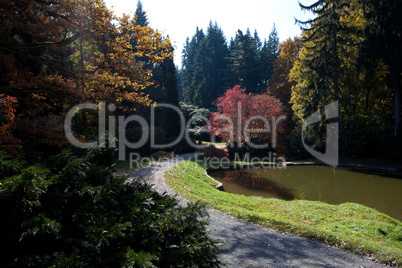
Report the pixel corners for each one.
[132,2,180,138]
[159,56,181,137]
[359,0,402,147]
[134,0,149,26]
[294,0,357,156]
[260,24,280,86]
[203,22,230,106]
[181,28,205,104]
[228,29,263,93]
[181,23,230,107]
[296,0,350,109]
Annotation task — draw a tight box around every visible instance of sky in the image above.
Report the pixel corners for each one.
[104,0,316,67]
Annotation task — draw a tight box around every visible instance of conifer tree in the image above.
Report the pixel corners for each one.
[181,28,205,104]
[296,0,350,111]
[204,22,230,105]
[134,0,149,26]
[290,0,395,157]
[181,23,229,107]
[131,1,180,138]
[228,29,263,93]
[260,25,280,86]
[359,0,402,145]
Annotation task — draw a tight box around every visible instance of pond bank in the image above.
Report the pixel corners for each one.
[129,154,392,267]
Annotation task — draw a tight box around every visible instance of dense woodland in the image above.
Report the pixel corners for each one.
[1,0,401,160]
[0,0,401,266]
[180,0,402,159]
[180,23,279,107]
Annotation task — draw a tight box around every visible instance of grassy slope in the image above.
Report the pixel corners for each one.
[165,160,402,266]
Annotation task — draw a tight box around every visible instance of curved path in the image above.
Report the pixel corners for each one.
[127,154,384,268]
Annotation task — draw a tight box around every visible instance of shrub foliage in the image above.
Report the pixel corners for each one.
[0,148,220,267]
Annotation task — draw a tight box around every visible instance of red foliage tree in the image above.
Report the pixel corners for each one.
[0,94,20,155]
[210,85,286,145]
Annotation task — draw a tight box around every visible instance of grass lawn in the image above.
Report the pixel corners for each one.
[165,159,402,266]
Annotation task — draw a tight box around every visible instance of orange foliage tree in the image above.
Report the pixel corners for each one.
[0,94,20,155]
[267,37,302,129]
[0,0,172,153]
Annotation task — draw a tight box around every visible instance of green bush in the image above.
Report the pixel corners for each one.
[0,151,25,179]
[0,148,220,267]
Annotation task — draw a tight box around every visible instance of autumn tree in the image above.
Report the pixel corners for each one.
[0,0,172,153]
[268,37,302,107]
[291,0,393,157]
[210,85,285,145]
[0,95,20,155]
[267,37,302,130]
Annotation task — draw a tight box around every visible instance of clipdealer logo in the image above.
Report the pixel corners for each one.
[301,101,339,167]
[63,101,286,163]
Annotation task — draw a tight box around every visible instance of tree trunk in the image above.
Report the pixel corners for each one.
[394,73,401,158]
[395,83,401,138]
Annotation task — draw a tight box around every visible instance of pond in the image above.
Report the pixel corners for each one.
[209,166,402,220]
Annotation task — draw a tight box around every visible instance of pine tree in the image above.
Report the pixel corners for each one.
[290,0,395,157]
[254,30,262,51]
[296,0,351,110]
[134,0,149,26]
[228,29,263,93]
[260,24,280,87]
[228,30,246,88]
[191,36,214,107]
[158,56,181,137]
[204,22,230,105]
[131,2,181,138]
[181,28,205,104]
[181,23,230,108]
[359,0,402,147]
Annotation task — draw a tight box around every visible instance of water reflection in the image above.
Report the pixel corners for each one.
[215,170,295,200]
[209,166,402,220]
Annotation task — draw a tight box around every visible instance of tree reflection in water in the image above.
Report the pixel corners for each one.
[214,169,294,200]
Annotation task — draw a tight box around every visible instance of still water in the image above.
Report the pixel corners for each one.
[209,166,402,220]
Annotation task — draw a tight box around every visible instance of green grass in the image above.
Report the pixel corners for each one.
[165,160,402,266]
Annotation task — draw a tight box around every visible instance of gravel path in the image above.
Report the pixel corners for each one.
[127,154,384,268]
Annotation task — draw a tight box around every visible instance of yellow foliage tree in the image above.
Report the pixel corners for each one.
[0,0,173,110]
[290,1,393,156]
[0,0,173,151]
